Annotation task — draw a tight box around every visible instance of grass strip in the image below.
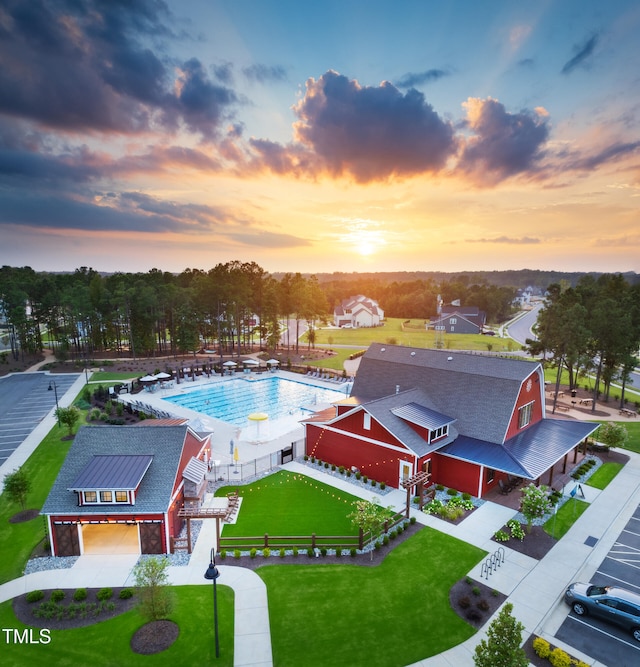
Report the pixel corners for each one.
[585,462,624,489]
[543,498,589,540]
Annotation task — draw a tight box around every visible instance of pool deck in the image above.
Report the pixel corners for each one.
[116,370,349,468]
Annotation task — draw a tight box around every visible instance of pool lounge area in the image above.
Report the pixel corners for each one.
[116,370,352,465]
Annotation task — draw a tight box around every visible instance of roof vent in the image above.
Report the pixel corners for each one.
[396,384,400,394]
[410,351,416,356]
[380,347,385,352]
[447,356,453,361]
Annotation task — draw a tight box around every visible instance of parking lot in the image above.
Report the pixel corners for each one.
[0,372,80,467]
[556,504,640,666]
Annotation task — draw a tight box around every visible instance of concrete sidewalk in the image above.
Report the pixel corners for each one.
[3,431,639,666]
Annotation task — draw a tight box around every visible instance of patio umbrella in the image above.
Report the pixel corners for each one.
[266,359,280,365]
[139,375,157,383]
[154,371,171,380]
[223,360,237,367]
[242,359,259,366]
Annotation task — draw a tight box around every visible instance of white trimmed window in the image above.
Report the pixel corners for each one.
[363,413,371,430]
[518,402,534,428]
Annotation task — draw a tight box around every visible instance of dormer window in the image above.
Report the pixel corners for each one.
[69,454,153,507]
[430,425,449,442]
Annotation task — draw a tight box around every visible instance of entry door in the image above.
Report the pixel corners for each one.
[399,460,413,487]
[140,523,163,554]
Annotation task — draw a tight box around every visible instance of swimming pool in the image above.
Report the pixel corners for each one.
[162,376,348,427]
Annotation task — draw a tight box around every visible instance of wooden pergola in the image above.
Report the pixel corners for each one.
[177,506,227,553]
[401,470,432,517]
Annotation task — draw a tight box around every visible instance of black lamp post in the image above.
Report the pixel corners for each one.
[48,381,60,428]
[204,548,220,658]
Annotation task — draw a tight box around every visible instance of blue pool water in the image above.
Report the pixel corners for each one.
[163,376,348,427]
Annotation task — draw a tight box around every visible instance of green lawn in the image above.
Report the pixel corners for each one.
[585,462,624,489]
[89,371,140,383]
[0,426,74,584]
[1,585,234,667]
[313,317,520,353]
[258,527,485,667]
[543,499,589,539]
[620,422,640,454]
[216,471,361,544]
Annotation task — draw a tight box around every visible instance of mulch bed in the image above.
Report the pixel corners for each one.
[131,620,179,655]
[449,577,507,629]
[9,508,40,524]
[492,525,558,560]
[12,588,138,631]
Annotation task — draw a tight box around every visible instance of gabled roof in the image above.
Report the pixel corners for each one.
[69,454,153,491]
[183,456,207,484]
[351,343,539,444]
[43,424,191,516]
[439,419,599,479]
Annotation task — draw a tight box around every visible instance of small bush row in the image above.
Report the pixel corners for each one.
[532,637,589,667]
[302,456,386,489]
[26,587,131,604]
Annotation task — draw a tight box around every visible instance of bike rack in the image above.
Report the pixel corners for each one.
[481,546,505,580]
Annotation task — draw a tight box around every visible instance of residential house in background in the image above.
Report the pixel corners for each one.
[429,305,486,334]
[333,295,384,328]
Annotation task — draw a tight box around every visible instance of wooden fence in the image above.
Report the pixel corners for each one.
[218,511,406,553]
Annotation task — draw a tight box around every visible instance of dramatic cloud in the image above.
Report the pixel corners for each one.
[395,69,450,89]
[458,97,549,185]
[561,34,599,74]
[289,70,456,182]
[242,64,288,83]
[0,0,237,138]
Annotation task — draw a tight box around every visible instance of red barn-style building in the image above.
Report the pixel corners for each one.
[304,344,598,498]
[42,421,210,556]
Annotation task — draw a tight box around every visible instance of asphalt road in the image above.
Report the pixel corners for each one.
[0,372,80,467]
[555,503,640,667]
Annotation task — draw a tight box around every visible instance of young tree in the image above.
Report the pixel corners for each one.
[3,468,31,510]
[596,422,629,450]
[473,602,528,667]
[348,498,391,561]
[519,483,553,533]
[55,406,80,437]
[133,556,173,621]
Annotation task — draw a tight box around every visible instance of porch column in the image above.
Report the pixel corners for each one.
[562,453,568,474]
[547,464,554,487]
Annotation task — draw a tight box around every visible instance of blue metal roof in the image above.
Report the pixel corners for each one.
[440,418,599,479]
[391,402,454,430]
[69,454,153,491]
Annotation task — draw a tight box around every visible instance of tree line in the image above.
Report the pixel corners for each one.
[526,274,640,409]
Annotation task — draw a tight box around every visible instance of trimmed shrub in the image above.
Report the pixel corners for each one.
[279,548,286,558]
[458,596,471,609]
[532,637,551,659]
[303,454,309,461]
[338,466,345,474]
[346,469,352,477]
[96,587,112,601]
[461,492,471,501]
[73,588,87,602]
[409,516,416,524]
[324,462,329,469]
[549,647,571,667]
[382,534,390,546]
[477,599,490,611]
[26,590,44,603]
[472,586,481,596]
[320,547,327,556]
[466,609,482,622]
[250,548,257,559]
[370,479,377,487]
[234,549,241,559]
[219,549,227,560]
[335,547,342,557]
[362,476,368,484]
[292,547,299,557]
[50,590,65,603]
[331,464,336,471]
[446,487,458,496]
[436,484,445,491]
[118,588,134,600]
[355,471,361,480]
[262,548,271,558]
[307,548,314,558]
[350,548,357,557]
[380,482,386,490]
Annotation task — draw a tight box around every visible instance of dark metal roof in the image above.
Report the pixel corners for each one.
[351,343,541,444]
[42,424,193,516]
[440,418,599,479]
[391,402,454,430]
[69,454,153,491]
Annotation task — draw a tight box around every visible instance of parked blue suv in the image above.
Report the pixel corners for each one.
[565,583,640,641]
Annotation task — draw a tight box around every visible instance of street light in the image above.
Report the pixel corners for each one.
[204,548,220,658]
[48,381,60,429]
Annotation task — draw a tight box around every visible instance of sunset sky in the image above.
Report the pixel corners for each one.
[1,0,639,275]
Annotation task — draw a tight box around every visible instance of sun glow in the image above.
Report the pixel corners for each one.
[335,217,387,257]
